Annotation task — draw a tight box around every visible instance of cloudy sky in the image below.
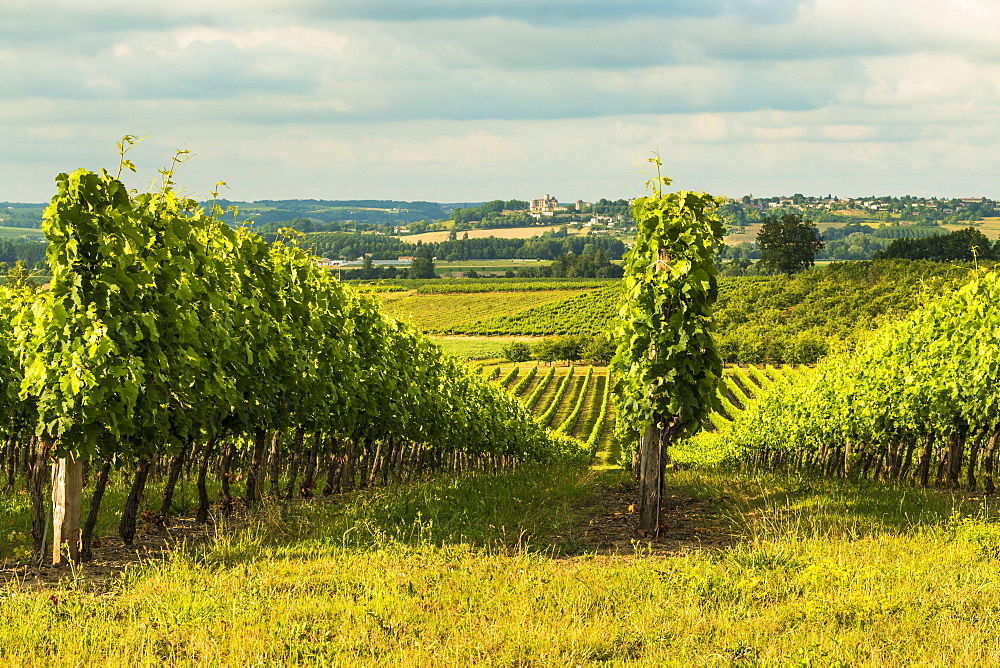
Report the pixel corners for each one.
[2,0,999,203]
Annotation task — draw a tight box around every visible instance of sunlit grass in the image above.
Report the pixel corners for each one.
[4,465,1000,664]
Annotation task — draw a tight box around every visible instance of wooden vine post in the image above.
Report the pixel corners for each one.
[612,158,725,537]
[51,454,82,564]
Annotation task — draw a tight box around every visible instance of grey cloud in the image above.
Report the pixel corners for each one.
[0,0,802,46]
[0,7,870,120]
[0,37,320,101]
[208,57,864,124]
[299,0,737,24]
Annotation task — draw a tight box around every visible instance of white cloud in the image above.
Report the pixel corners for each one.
[2,0,1000,201]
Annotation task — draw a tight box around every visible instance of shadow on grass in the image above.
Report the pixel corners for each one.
[665,468,1000,542]
[192,462,602,566]
[189,463,1000,569]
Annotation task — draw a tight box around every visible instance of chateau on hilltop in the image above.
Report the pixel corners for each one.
[530,194,559,216]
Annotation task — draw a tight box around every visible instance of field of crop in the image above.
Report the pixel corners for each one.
[410,262,979,366]
[399,225,565,244]
[434,259,552,277]
[374,277,616,294]
[380,289,593,332]
[943,216,1000,239]
[0,227,46,241]
[455,285,619,336]
[431,337,514,360]
[482,362,615,456]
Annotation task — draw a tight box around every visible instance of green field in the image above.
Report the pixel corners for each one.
[431,336,515,360]
[391,262,981,365]
[381,289,593,332]
[5,457,1000,663]
[0,226,46,241]
[433,259,553,277]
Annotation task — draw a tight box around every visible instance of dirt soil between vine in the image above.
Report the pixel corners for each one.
[0,514,219,589]
[567,476,735,557]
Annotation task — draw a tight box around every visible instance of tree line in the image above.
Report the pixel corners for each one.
[299,230,626,262]
[0,241,47,267]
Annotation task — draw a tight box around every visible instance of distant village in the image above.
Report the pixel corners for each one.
[734,193,996,215]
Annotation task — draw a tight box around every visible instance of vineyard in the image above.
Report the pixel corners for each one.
[5,164,1000,663]
[454,286,619,336]
[477,362,616,462]
[710,268,1000,491]
[380,289,593,333]
[0,161,583,566]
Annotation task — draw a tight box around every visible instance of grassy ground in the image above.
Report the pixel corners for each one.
[430,337,512,360]
[4,465,1000,664]
[943,216,1000,239]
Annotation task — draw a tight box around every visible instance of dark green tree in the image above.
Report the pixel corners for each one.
[757,213,823,275]
[407,255,437,279]
[873,227,995,262]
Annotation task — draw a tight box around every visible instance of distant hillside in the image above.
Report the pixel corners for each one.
[420,260,981,363]
[210,199,447,228]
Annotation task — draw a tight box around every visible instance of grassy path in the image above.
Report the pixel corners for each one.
[548,375,586,430]
[531,367,565,415]
[572,372,604,440]
[4,465,1000,664]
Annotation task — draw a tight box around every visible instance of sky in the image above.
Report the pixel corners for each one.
[2,0,999,203]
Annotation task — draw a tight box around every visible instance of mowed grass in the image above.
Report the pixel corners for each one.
[5,465,1000,664]
[381,289,592,332]
[436,260,551,277]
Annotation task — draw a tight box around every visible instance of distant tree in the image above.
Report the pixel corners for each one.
[407,220,430,234]
[514,250,623,279]
[756,213,824,275]
[873,227,996,262]
[581,335,616,364]
[532,336,585,363]
[500,341,532,363]
[407,255,437,279]
[532,338,559,364]
[481,200,505,215]
[550,335,585,362]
